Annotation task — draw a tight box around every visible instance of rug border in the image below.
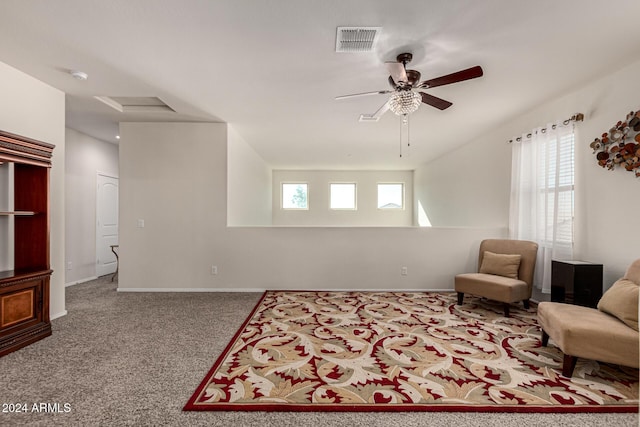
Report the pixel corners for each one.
[184,402,639,413]
[183,290,271,411]
[183,290,639,413]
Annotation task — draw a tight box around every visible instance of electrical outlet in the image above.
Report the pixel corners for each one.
[401,266,408,276]
[67,261,72,270]
[211,265,218,275]
[137,219,145,228]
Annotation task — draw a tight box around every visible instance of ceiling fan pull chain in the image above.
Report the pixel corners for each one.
[399,117,403,157]
[407,114,411,148]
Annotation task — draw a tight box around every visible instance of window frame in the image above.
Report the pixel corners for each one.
[377,182,405,210]
[329,182,357,210]
[281,182,309,210]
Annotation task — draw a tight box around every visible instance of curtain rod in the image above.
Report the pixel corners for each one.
[507,113,584,143]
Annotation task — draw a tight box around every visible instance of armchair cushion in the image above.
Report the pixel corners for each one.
[597,278,639,331]
[455,273,530,303]
[479,251,521,279]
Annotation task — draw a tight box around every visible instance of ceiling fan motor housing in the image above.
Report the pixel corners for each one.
[405,70,421,86]
[389,70,421,89]
[396,52,413,65]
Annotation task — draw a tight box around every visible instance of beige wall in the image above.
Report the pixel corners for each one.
[272,170,414,227]
[227,126,272,226]
[118,121,505,292]
[0,61,66,319]
[118,122,229,289]
[569,60,640,286]
[416,59,640,288]
[65,128,119,284]
[414,141,510,228]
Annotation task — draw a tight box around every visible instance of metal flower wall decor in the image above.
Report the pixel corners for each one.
[590,109,640,178]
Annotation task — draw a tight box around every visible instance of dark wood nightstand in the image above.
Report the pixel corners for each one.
[551,260,603,308]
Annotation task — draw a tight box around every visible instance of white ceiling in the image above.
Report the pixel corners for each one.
[2,0,640,170]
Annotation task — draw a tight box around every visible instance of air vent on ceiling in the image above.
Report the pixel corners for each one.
[94,96,175,113]
[335,27,381,53]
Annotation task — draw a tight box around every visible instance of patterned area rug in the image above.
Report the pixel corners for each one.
[184,291,639,412]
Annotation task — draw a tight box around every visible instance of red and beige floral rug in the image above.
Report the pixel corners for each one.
[184,291,638,412]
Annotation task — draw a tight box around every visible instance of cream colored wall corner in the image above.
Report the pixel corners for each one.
[227,126,272,226]
[0,61,66,318]
[414,144,511,229]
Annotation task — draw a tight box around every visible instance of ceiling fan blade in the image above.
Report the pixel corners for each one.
[385,62,407,85]
[420,92,453,110]
[358,101,390,122]
[335,90,391,100]
[371,100,390,118]
[418,65,483,89]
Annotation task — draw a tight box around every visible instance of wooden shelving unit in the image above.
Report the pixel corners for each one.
[0,130,54,357]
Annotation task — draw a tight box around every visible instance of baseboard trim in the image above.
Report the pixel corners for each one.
[65,276,98,287]
[116,287,455,293]
[51,310,68,320]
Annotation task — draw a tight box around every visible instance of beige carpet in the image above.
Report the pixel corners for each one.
[2,277,637,426]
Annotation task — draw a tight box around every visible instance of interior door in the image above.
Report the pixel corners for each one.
[96,174,118,277]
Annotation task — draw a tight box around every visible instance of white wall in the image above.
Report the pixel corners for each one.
[414,143,510,228]
[227,125,272,226]
[0,61,66,319]
[272,170,414,226]
[118,121,505,292]
[119,122,228,288]
[569,60,640,286]
[415,59,640,288]
[65,128,119,284]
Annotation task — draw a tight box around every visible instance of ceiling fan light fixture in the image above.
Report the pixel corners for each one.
[388,90,421,116]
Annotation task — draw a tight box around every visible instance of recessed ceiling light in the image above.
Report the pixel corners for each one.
[70,70,88,81]
[115,135,120,140]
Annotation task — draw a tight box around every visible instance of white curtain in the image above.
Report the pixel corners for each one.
[509,122,575,293]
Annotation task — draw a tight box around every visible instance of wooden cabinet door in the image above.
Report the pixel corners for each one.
[0,276,44,337]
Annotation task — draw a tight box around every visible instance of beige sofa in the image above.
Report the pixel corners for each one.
[538,258,640,377]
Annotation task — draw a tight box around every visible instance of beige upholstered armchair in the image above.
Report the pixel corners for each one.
[537,258,640,377]
[455,239,539,317]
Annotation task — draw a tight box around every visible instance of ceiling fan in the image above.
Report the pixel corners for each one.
[336,53,483,120]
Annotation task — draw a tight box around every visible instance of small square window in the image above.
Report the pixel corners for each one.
[330,183,356,210]
[377,183,404,209]
[282,183,308,209]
